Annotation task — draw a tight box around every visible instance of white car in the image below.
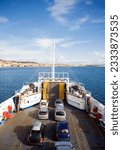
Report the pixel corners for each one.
[55,99,64,108]
[55,108,66,121]
[38,107,49,120]
[54,141,74,150]
[56,105,64,110]
[39,100,48,108]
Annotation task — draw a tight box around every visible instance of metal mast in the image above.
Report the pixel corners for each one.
[52,41,55,81]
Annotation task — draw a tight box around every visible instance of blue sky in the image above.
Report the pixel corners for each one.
[0,0,105,64]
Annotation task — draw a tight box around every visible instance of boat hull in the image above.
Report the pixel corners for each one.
[67,93,86,110]
[19,93,41,109]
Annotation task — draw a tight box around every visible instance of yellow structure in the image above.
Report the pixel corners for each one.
[42,81,65,100]
[59,82,65,100]
[43,80,48,99]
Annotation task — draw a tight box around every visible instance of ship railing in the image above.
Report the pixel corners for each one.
[38,72,69,82]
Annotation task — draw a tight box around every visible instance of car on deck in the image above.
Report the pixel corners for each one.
[55,99,64,108]
[56,121,70,141]
[28,121,45,145]
[38,107,49,120]
[55,108,66,121]
[39,99,48,108]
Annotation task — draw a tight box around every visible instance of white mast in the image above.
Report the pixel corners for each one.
[52,41,55,81]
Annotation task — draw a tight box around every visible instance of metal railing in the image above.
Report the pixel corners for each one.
[38,72,69,82]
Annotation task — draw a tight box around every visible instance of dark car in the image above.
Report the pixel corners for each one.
[28,121,45,145]
[56,121,70,141]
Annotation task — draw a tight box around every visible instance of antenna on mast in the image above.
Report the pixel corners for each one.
[52,41,55,81]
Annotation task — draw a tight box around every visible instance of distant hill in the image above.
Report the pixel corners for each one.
[0,59,41,67]
[0,59,104,67]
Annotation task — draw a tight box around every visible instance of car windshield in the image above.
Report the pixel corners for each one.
[41,102,46,105]
[56,101,62,104]
[56,111,65,116]
[32,130,40,134]
[39,111,47,115]
[59,129,69,134]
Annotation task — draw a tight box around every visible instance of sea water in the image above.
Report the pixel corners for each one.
[0,67,105,104]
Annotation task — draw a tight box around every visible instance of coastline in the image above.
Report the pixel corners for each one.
[0,59,104,67]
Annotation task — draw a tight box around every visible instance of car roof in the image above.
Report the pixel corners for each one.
[55,99,63,102]
[56,146,71,150]
[55,141,72,149]
[41,99,48,103]
[57,121,68,129]
[32,121,42,131]
[55,108,65,112]
[39,107,48,112]
[55,105,64,110]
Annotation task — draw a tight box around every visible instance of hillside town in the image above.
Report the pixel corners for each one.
[0,59,104,67]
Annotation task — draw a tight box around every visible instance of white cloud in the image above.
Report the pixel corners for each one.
[85,0,93,5]
[46,0,104,31]
[68,50,105,65]
[47,1,90,30]
[93,51,104,57]
[65,50,104,65]
[92,51,105,64]
[77,16,89,24]
[0,36,104,64]
[70,15,89,30]
[0,16,9,24]
[48,0,78,24]
[34,37,89,49]
[35,38,54,48]
[34,38,66,48]
[60,40,89,48]
[0,37,68,63]
[91,17,105,24]
[0,38,50,62]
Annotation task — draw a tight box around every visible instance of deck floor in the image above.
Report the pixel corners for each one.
[0,101,105,150]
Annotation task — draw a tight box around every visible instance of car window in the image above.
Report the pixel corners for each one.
[62,129,69,133]
[58,129,69,133]
[41,126,45,137]
[41,102,46,105]
[32,130,40,135]
[39,111,47,115]
[56,101,62,103]
[56,111,65,116]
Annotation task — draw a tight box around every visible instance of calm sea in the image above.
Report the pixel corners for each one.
[0,67,105,104]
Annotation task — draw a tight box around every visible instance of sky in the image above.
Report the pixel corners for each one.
[0,0,105,64]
